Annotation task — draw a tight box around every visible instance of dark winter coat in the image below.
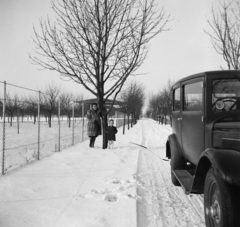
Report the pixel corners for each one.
[106,126,118,141]
[86,109,101,137]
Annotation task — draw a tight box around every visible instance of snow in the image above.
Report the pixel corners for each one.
[136,120,205,227]
[0,119,206,227]
[1,118,87,173]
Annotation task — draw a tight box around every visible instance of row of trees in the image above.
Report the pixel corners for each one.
[1,81,146,130]
[146,80,173,124]
[120,81,145,130]
[1,84,84,128]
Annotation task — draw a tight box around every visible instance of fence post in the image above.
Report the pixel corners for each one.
[72,102,75,146]
[37,91,41,160]
[82,102,84,141]
[2,81,6,175]
[58,99,61,152]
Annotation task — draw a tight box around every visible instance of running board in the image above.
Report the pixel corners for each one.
[173,170,194,194]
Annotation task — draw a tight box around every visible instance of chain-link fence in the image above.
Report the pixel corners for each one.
[0,81,88,174]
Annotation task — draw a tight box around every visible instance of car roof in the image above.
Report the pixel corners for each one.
[173,70,240,88]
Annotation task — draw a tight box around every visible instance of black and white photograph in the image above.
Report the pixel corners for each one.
[0,0,240,226]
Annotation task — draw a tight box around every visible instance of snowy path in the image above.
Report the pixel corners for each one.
[137,119,205,227]
[0,119,206,227]
[0,124,142,227]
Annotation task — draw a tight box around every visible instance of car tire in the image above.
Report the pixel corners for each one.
[204,167,240,227]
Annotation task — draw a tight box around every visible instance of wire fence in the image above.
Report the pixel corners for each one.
[0,81,89,175]
[0,81,130,175]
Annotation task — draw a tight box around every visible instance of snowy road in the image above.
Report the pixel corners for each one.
[0,118,206,227]
[136,119,206,227]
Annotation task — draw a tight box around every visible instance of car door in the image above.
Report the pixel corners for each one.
[172,86,182,150]
[181,79,205,164]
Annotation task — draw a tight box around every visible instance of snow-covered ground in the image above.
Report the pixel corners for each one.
[0,119,87,173]
[137,119,205,227]
[0,119,205,227]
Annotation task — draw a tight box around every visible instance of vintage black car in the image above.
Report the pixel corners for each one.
[166,70,240,227]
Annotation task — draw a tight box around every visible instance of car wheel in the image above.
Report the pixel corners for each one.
[204,167,240,227]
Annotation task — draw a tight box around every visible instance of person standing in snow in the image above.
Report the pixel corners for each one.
[106,119,118,149]
[86,103,101,148]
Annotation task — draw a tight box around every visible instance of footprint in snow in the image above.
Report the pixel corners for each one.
[82,177,139,201]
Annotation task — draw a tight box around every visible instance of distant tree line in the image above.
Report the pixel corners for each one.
[119,81,145,131]
[1,81,146,131]
[0,84,84,128]
[146,79,173,124]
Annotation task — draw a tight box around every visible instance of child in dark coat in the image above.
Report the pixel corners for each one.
[106,119,118,149]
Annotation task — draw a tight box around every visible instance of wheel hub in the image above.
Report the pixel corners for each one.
[206,200,221,224]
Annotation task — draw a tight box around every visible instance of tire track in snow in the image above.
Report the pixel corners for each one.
[146,128,205,224]
[139,119,205,227]
[148,122,205,224]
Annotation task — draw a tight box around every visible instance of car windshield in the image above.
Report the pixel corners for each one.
[212,79,240,112]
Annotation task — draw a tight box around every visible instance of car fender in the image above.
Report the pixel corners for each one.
[166,134,183,160]
[191,148,240,193]
[166,134,180,158]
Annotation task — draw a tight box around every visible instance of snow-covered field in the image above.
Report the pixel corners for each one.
[0,118,87,173]
[0,119,205,227]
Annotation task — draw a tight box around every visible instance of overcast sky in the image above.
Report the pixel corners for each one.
[0,0,225,100]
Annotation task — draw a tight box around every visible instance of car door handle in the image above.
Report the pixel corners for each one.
[177,118,182,121]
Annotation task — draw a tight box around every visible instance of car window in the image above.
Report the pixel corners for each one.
[173,87,180,111]
[212,79,240,112]
[183,82,202,111]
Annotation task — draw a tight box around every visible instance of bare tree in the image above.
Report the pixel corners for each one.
[120,81,145,129]
[205,0,240,69]
[161,79,173,123]
[60,91,74,127]
[148,93,162,122]
[74,93,85,119]
[5,94,19,126]
[42,84,61,128]
[30,0,170,148]
[27,94,39,124]
[147,79,173,124]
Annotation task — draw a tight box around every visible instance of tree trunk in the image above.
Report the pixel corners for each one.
[98,98,108,149]
[48,115,52,128]
[68,116,71,128]
[34,114,36,124]
[102,112,108,149]
[123,112,126,135]
[127,115,129,130]
[10,114,13,126]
